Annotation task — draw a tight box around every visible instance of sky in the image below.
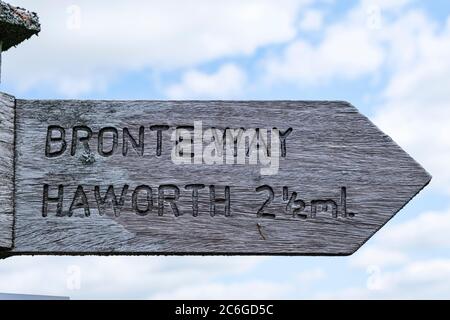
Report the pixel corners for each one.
[0,0,450,299]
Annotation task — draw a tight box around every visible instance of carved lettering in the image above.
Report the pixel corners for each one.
[71,126,92,156]
[42,184,64,217]
[94,185,128,216]
[132,185,153,216]
[45,126,67,158]
[41,184,349,220]
[69,185,90,217]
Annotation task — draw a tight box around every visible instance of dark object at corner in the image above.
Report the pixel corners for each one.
[0,1,40,51]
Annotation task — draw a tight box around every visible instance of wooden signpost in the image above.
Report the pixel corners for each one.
[0,2,430,257]
[0,96,430,257]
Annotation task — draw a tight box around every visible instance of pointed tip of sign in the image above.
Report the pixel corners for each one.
[308,100,433,256]
[349,164,432,256]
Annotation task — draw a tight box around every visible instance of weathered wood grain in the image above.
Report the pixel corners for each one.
[1,99,431,256]
[0,92,14,249]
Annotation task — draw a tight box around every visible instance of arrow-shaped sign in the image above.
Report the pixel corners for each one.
[0,94,430,257]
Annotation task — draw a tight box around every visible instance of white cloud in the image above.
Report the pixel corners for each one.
[0,256,266,299]
[359,0,412,11]
[296,268,326,284]
[298,9,323,31]
[150,266,327,299]
[319,259,450,299]
[376,208,450,251]
[351,246,409,268]
[263,5,385,85]
[349,204,450,269]
[263,29,384,85]
[150,281,291,299]
[4,0,309,96]
[166,63,247,99]
[373,17,450,194]
[261,1,431,87]
[331,205,450,298]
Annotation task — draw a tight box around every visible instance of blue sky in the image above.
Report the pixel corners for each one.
[1,0,450,299]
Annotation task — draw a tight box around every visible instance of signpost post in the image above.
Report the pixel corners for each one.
[0,2,430,257]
